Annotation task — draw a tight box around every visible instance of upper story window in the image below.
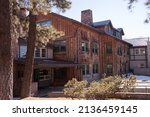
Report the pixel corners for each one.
[82,40,89,52]
[140,48,146,55]
[117,46,122,56]
[92,42,98,54]
[54,40,66,52]
[93,64,98,74]
[20,45,27,58]
[135,49,139,55]
[37,20,51,27]
[35,48,47,58]
[82,64,89,75]
[106,43,112,54]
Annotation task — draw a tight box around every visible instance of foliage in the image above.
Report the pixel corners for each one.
[36,25,64,47]
[12,0,71,46]
[64,78,88,99]
[127,0,150,23]
[64,75,137,100]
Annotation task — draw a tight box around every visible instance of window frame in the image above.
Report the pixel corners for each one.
[106,43,112,54]
[82,64,90,75]
[82,40,89,53]
[34,48,47,58]
[106,64,113,74]
[92,42,98,54]
[93,64,98,74]
[54,40,66,52]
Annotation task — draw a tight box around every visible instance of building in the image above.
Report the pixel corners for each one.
[125,37,150,75]
[13,9,131,96]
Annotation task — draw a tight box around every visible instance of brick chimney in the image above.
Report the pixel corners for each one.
[81,9,93,26]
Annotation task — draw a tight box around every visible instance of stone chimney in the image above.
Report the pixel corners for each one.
[81,9,93,26]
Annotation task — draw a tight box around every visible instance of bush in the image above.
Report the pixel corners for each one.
[64,75,136,100]
[64,78,88,99]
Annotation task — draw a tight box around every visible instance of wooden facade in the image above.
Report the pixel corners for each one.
[13,10,132,96]
[36,11,131,78]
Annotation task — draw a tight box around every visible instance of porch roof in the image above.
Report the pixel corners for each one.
[16,59,80,68]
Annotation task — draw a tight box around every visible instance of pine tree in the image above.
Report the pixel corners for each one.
[0,0,13,100]
[13,0,71,98]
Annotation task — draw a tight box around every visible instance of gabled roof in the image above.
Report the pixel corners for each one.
[124,37,149,47]
[93,20,112,27]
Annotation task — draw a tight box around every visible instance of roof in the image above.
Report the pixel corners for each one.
[117,28,124,35]
[16,59,79,68]
[124,37,149,47]
[93,20,112,27]
[50,13,131,45]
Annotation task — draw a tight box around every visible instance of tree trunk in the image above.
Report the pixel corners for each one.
[21,14,36,98]
[0,0,13,100]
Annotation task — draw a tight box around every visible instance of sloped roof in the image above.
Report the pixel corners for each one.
[124,38,149,47]
[117,28,124,35]
[93,20,112,27]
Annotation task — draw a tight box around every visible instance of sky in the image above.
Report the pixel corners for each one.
[54,0,150,39]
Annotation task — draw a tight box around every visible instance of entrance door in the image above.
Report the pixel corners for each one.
[54,68,67,86]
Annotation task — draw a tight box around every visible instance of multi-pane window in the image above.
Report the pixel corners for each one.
[106,64,113,74]
[92,42,98,54]
[117,46,122,56]
[35,48,47,58]
[20,46,27,58]
[82,41,89,52]
[54,40,66,52]
[106,43,112,54]
[135,49,139,55]
[37,20,51,27]
[82,64,89,75]
[35,48,40,57]
[93,64,98,74]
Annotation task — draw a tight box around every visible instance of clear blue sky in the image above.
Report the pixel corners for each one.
[54,0,150,39]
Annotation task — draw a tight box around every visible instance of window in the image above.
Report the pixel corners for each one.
[35,48,47,58]
[54,40,66,52]
[20,46,27,58]
[106,43,112,54]
[82,64,89,75]
[35,48,40,57]
[42,49,46,57]
[140,48,145,54]
[82,41,89,52]
[37,20,51,27]
[93,64,98,74]
[92,42,98,54]
[106,64,113,74]
[117,46,122,56]
[135,49,139,55]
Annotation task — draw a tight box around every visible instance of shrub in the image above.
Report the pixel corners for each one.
[64,78,88,99]
[64,75,136,100]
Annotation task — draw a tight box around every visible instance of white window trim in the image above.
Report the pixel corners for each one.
[34,48,47,58]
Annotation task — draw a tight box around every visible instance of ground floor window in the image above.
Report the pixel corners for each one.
[93,64,98,74]
[82,64,89,75]
[106,64,113,74]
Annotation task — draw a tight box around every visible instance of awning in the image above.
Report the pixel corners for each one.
[16,59,80,68]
